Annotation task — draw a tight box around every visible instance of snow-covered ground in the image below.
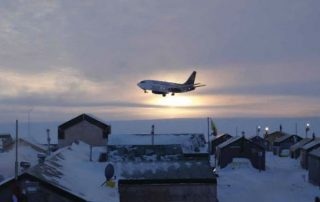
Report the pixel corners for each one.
[217,153,320,202]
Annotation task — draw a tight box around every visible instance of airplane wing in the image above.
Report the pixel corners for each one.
[184,83,206,88]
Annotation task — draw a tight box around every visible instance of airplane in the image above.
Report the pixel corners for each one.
[137,71,205,97]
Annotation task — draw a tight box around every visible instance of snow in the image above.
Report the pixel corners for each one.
[0,138,45,182]
[1,117,319,145]
[217,153,320,202]
[217,136,242,149]
[109,133,207,153]
[29,141,119,202]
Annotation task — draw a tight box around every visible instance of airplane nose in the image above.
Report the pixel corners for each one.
[137,82,143,88]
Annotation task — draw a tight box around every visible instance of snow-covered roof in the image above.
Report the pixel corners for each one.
[301,138,320,150]
[274,134,302,143]
[217,136,242,149]
[0,137,46,183]
[108,145,184,162]
[309,147,320,158]
[26,141,215,202]
[109,133,207,154]
[212,133,232,142]
[290,138,312,151]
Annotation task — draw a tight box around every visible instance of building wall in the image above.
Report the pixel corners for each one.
[250,137,269,151]
[301,145,320,169]
[58,120,106,148]
[276,137,301,156]
[211,136,231,155]
[119,183,217,202]
[217,139,265,170]
[308,156,320,186]
[0,179,75,202]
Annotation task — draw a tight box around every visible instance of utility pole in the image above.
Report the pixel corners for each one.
[207,117,210,153]
[15,120,18,180]
[151,125,155,145]
[27,107,33,137]
[47,129,51,155]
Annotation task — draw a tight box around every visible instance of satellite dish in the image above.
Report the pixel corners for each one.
[105,163,115,181]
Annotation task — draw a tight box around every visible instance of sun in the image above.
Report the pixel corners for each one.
[150,95,196,107]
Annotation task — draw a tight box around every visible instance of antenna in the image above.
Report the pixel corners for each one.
[15,120,18,180]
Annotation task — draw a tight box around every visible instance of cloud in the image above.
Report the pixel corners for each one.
[0,0,319,121]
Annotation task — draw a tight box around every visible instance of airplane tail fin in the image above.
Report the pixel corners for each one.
[184,71,196,85]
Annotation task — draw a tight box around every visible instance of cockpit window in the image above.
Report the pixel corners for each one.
[141,81,146,83]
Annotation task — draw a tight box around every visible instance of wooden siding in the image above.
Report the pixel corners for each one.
[58,119,107,147]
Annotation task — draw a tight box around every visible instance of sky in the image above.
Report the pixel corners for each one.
[0,0,320,123]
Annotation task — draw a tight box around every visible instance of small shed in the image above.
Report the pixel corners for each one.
[308,148,320,186]
[210,134,232,155]
[300,138,320,169]
[290,138,313,159]
[58,113,111,148]
[216,136,265,171]
[0,134,13,152]
[249,135,270,151]
[273,134,302,156]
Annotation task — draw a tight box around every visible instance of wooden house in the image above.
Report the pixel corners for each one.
[273,134,302,156]
[300,138,320,169]
[264,131,286,151]
[210,134,232,155]
[0,173,86,202]
[216,136,265,171]
[290,138,313,159]
[58,113,111,148]
[249,135,270,151]
[308,148,320,186]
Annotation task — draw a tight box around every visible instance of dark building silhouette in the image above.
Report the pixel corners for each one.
[216,136,265,171]
[264,131,286,151]
[273,134,302,156]
[308,148,320,186]
[249,135,270,151]
[300,138,320,169]
[210,134,232,155]
[290,138,313,159]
